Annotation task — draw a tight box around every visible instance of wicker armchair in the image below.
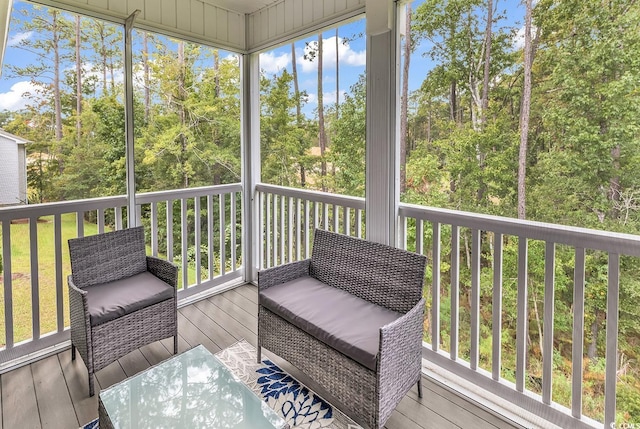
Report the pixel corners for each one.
[258,229,427,429]
[68,226,178,396]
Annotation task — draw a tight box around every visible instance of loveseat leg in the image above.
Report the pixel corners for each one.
[71,344,76,360]
[256,345,262,363]
[417,378,423,399]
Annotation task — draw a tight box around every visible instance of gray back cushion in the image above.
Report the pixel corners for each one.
[68,226,147,288]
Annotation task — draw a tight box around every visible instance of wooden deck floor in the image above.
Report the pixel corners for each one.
[0,284,522,429]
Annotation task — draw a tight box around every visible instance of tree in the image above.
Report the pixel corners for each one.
[517,0,534,220]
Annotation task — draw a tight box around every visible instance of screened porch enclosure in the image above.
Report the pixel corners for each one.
[0,1,637,429]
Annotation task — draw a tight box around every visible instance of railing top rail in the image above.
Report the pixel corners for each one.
[399,202,640,256]
[135,183,242,204]
[0,195,128,221]
[256,183,366,209]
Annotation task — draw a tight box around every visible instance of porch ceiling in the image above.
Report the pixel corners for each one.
[202,0,280,14]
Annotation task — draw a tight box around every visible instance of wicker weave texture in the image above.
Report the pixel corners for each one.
[68,227,178,397]
[68,226,147,288]
[258,229,427,429]
[310,229,426,313]
[259,307,377,428]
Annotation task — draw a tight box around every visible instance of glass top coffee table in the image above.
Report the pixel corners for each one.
[98,344,289,429]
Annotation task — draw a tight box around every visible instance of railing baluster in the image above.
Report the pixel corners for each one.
[195,197,202,284]
[333,204,339,232]
[181,198,188,289]
[572,247,586,418]
[54,214,63,333]
[2,220,14,349]
[516,237,529,392]
[344,207,350,236]
[314,200,320,230]
[305,200,311,258]
[492,233,503,381]
[231,192,237,272]
[356,208,362,238]
[470,228,481,370]
[288,197,294,263]
[399,216,407,250]
[115,206,123,230]
[323,203,329,230]
[97,208,105,234]
[266,193,271,268]
[29,218,40,340]
[451,224,460,360]
[259,191,265,270]
[280,194,285,265]
[151,202,158,256]
[604,253,620,428]
[272,194,278,266]
[296,198,301,261]
[432,222,441,351]
[167,200,174,262]
[542,242,556,404]
[219,194,226,277]
[76,212,84,238]
[416,219,424,254]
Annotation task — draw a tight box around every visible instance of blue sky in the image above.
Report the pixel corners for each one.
[0,0,525,116]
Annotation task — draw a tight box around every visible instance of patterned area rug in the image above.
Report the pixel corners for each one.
[81,340,362,429]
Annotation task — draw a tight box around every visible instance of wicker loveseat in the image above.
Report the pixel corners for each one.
[257,229,427,429]
[68,226,178,396]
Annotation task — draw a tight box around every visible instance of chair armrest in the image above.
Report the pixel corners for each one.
[68,275,91,358]
[258,259,311,291]
[147,256,179,288]
[377,298,425,422]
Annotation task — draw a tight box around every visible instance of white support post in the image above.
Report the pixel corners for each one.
[124,10,139,228]
[365,0,397,246]
[241,49,261,283]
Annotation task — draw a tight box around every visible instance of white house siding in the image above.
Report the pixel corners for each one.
[246,0,366,52]
[44,0,245,52]
[17,144,27,203]
[0,135,20,205]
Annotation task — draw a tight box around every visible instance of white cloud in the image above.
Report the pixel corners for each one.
[7,31,32,47]
[513,25,539,50]
[300,36,366,73]
[0,80,41,111]
[301,89,347,107]
[260,51,291,74]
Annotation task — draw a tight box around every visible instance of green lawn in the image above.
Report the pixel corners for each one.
[0,214,197,347]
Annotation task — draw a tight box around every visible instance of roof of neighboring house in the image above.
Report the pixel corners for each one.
[0,128,31,144]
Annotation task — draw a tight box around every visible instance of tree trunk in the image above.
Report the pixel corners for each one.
[317,35,327,192]
[450,80,457,123]
[75,15,82,144]
[481,0,493,125]
[214,49,220,98]
[178,42,188,188]
[101,25,107,93]
[291,43,306,188]
[518,0,534,220]
[335,27,340,116]
[588,318,599,359]
[400,4,411,194]
[53,11,63,142]
[143,32,150,122]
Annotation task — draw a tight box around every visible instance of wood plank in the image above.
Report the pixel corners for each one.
[160,333,190,355]
[57,351,98,426]
[31,355,78,428]
[234,283,258,304]
[117,349,151,378]
[139,341,173,367]
[225,288,258,315]
[394,387,463,429]
[94,360,127,392]
[1,365,40,429]
[181,302,236,348]
[208,293,257,335]
[198,296,257,345]
[176,310,220,353]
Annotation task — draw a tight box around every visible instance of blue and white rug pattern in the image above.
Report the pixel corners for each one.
[216,340,362,429]
[81,340,361,429]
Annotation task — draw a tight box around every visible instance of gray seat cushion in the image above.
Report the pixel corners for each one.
[84,271,175,326]
[259,276,402,370]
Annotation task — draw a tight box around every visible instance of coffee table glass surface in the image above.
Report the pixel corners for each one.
[98,344,288,429]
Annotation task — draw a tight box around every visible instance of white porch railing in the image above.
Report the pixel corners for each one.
[0,184,242,368]
[256,184,637,429]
